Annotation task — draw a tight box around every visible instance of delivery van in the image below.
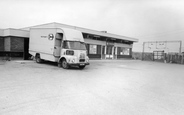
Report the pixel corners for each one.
[29,28,89,69]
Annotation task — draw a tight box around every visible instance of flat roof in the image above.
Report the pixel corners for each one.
[21,22,138,42]
[0,28,29,38]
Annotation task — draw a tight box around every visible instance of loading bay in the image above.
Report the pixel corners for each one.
[0,60,184,115]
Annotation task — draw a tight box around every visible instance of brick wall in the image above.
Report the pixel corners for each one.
[11,37,24,52]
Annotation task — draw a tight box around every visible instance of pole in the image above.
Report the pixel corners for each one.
[142,42,145,61]
[179,41,182,54]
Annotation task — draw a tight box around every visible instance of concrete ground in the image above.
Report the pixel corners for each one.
[0,59,184,115]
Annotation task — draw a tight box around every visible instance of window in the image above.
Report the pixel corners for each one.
[117,47,130,55]
[55,33,63,40]
[89,44,97,54]
[85,44,89,54]
[97,45,101,54]
[55,33,63,47]
[55,39,61,47]
[62,41,86,50]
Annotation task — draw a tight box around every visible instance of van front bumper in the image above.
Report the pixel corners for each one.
[68,63,89,66]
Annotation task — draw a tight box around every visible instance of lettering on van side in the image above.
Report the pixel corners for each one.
[41,36,47,38]
[40,33,54,41]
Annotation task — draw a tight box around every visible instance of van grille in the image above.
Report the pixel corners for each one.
[80,53,85,59]
[79,59,85,62]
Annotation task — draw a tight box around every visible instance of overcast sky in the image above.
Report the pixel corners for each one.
[0,0,184,52]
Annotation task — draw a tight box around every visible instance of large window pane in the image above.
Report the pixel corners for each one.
[89,44,97,54]
[63,41,86,50]
[118,47,130,55]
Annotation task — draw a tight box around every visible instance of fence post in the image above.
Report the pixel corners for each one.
[164,53,167,63]
[180,54,182,64]
[170,54,171,63]
[142,42,145,61]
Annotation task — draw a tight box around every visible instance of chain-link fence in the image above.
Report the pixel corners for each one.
[132,52,184,64]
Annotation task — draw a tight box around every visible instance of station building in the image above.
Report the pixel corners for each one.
[0,22,138,60]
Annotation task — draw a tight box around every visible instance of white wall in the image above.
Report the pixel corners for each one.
[0,29,3,36]
[3,29,29,37]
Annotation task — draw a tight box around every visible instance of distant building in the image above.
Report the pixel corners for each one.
[0,28,29,60]
[0,22,138,60]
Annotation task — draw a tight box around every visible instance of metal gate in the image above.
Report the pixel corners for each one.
[153,51,164,61]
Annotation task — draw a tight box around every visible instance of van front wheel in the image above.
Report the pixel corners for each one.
[62,59,69,69]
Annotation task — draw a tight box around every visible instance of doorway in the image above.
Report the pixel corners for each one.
[54,33,63,57]
[106,45,114,59]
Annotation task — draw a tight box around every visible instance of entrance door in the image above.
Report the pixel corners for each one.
[106,45,113,59]
[113,47,116,59]
[54,33,63,57]
[101,45,105,59]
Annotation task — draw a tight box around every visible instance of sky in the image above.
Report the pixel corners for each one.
[0,0,184,52]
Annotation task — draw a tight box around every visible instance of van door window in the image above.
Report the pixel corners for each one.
[54,33,63,57]
[55,33,63,47]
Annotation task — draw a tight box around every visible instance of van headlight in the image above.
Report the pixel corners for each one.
[72,59,75,63]
[68,58,75,63]
[86,58,89,63]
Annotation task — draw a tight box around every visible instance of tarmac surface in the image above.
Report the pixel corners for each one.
[0,59,184,115]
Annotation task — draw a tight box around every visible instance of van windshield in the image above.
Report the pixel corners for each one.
[63,41,86,50]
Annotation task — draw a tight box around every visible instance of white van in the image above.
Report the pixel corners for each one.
[29,28,89,69]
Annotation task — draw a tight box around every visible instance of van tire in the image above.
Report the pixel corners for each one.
[35,54,42,63]
[58,60,62,68]
[62,59,69,69]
